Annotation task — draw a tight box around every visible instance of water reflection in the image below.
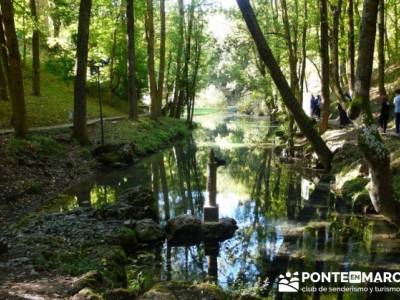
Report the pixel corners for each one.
[49,113,400,298]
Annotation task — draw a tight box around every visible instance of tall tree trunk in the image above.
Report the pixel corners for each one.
[171,0,184,118]
[330,0,344,102]
[145,0,158,119]
[127,0,138,121]
[30,0,40,96]
[0,12,9,102]
[355,0,400,227]
[145,0,157,119]
[348,0,378,120]
[236,0,333,169]
[347,0,356,94]
[319,0,330,134]
[1,0,27,137]
[299,0,308,98]
[378,0,386,96]
[108,26,117,104]
[156,0,166,116]
[73,0,92,145]
[184,0,195,122]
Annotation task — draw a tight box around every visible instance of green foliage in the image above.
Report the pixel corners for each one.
[105,117,191,155]
[45,49,75,81]
[7,135,65,159]
[341,177,369,200]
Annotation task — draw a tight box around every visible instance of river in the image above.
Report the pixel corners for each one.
[47,111,400,298]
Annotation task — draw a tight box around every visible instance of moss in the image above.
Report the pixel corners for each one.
[100,246,129,288]
[341,177,369,200]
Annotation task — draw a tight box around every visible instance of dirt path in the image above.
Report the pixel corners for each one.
[0,116,125,135]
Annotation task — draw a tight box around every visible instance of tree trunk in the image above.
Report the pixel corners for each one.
[127,0,138,121]
[348,0,378,121]
[1,0,27,137]
[354,0,400,227]
[330,0,345,101]
[378,0,386,96]
[73,0,92,145]
[30,0,40,96]
[0,12,8,102]
[319,0,330,134]
[184,0,195,122]
[347,0,355,94]
[156,0,166,117]
[0,11,10,100]
[171,0,184,118]
[236,0,333,169]
[145,0,158,119]
[108,26,117,104]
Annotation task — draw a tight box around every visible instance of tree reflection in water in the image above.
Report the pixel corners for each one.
[50,114,400,298]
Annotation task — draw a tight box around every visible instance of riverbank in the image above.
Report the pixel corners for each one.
[0,117,192,227]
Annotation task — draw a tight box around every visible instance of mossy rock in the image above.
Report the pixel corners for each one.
[353,192,373,213]
[73,271,104,293]
[103,288,138,300]
[105,227,138,251]
[341,177,369,200]
[101,246,129,288]
[72,288,103,300]
[138,281,228,300]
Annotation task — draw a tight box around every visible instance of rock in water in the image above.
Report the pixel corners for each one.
[92,143,134,167]
[135,219,165,244]
[202,218,238,241]
[166,214,203,244]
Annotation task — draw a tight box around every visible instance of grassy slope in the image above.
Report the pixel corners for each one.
[0,66,124,129]
[96,117,191,155]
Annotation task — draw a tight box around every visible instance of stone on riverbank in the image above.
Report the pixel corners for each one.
[92,143,134,167]
[138,281,227,300]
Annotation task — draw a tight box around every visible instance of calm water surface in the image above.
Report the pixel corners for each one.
[49,112,400,299]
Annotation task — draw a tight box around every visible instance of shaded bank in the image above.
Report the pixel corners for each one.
[0,117,192,227]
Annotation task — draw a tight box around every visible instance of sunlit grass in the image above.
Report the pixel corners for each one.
[0,65,125,129]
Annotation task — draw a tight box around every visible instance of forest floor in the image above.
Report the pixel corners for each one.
[0,117,191,229]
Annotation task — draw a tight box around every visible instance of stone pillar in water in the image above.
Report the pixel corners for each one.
[204,149,219,223]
